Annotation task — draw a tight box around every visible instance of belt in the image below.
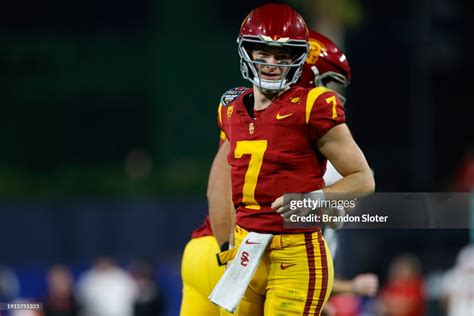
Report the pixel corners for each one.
[216,225,321,266]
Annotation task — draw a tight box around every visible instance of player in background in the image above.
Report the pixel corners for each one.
[179,137,231,316]
[213,4,374,315]
[301,31,379,302]
[441,244,474,316]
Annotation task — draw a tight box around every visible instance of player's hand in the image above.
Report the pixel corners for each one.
[351,273,379,297]
[321,302,336,316]
[271,191,326,222]
[271,193,311,221]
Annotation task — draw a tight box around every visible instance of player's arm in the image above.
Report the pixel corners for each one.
[273,88,373,215]
[331,274,379,296]
[207,139,234,248]
[318,123,375,199]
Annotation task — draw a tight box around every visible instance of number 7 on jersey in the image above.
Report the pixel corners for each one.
[234,140,268,210]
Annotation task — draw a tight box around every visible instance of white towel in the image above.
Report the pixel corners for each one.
[209,231,273,313]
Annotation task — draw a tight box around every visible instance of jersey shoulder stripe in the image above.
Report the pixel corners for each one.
[305,86,331,124]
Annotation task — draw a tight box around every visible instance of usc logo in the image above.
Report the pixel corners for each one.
[248,122,255,135]
[306,38,326,64]
[240,251,249,267]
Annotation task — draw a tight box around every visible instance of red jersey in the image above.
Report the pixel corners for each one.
[218,86,345,234]
[380,278,426,316]
[191,215,213,238]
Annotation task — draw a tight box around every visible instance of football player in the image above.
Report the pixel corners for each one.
[213,3,374,315]
[180,139,231,316]
[180,13,375,315]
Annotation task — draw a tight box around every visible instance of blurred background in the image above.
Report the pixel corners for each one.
[0,0,473,315]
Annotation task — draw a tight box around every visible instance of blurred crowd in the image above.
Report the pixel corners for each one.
[324,243,474,316]
[0,257,164,316]
[2,244,473,316]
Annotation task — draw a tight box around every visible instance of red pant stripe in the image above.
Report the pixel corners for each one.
[314,231,328,315]
[303,233,316,315]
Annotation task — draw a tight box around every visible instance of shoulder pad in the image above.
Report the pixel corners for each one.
[220,87,248,107]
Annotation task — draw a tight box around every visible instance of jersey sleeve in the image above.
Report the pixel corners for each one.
[305,87,346,142]
[218,130,227,147]
[217,103,228,143]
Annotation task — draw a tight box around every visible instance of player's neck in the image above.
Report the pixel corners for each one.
[253,86,287,111]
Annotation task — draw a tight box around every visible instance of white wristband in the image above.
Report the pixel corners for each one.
[304,189,326,202]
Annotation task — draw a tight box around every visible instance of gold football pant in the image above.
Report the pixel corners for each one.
[233,226,334,316]
[180,235,225,316]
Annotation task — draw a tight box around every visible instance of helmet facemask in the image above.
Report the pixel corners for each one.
[238,35,309,94]
[311,65,349,104]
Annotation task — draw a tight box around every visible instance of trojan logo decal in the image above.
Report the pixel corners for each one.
[240,251,249,267]
[306,38,327,65]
